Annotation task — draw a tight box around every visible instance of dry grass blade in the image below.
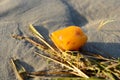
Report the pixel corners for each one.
[66,61,89,78]
[12,35,46,51]
[10,58,27,80]
[29,71,72,76]
[27,76,102,80]
[102,71,116,80]
[12,34,62,58]
[105,63,120,69]
[97,19,115,31]
[29,24,57,52]
[29,24,44,39]
[34,52,89,78]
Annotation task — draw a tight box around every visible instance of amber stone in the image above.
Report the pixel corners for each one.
[50,26,87,51]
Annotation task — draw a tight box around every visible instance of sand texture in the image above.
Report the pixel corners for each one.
[0,0,120,80]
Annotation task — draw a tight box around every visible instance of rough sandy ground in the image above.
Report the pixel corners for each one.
[0,0,120,80]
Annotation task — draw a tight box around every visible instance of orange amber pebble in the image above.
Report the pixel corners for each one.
[50,26,87,51]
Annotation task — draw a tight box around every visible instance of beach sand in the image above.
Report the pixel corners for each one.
[0,0,120,80]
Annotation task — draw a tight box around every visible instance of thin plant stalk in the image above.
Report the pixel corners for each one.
[29,24,56,52]
[34,52,89,78]
[97,19,115,31]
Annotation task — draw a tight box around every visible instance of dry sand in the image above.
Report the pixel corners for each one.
[0,0,120,80]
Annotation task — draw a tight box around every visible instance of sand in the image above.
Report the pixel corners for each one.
[0,0,120,80]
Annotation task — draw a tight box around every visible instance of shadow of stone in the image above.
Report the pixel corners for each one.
[83,42,120,58]
[61,0,88,27]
